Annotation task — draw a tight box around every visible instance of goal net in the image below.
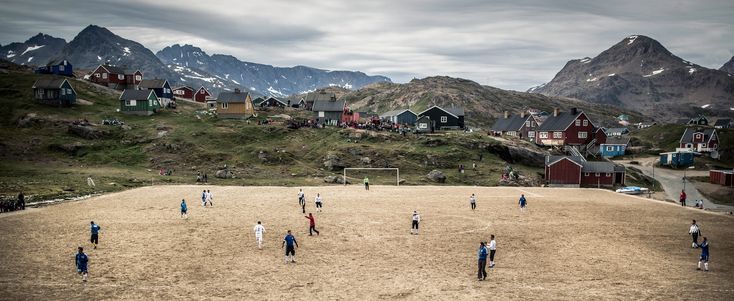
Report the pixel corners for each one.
[343,168,400,186]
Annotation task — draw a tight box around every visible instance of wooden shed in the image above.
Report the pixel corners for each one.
[710,170,734,187]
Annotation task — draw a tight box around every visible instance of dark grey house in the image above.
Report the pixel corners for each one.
[379,109,418,125]
[417,106,465,130]
[312,98,346,125]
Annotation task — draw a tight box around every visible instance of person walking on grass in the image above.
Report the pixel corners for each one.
[689,220,701,248]
[75,246,89,282]
[697,237,710,271]
[411,211,421,235]
[201,190,207,207]
[206,190,214,206]
[364,177,370,190]
[477,241,488,281]
[489,235,497,268]
[282,230,299,263]
[17,192,25,210]
[679,190,686,207]
[305,213,320,236]
[90,221,101,249]
[298,189,306,214]
[254,221,265,249]
[180,199,188,218]
[519,194,527,212]
[315,194,323,212]
[470,194,477,211]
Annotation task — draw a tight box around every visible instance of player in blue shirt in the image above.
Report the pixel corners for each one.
[75,246,89,282]
[477,241,488,281]
[697,237,710,271]
[90,221,101,249]
[519,194,527,212]
[282,230,299,263]
[180,199,188,218]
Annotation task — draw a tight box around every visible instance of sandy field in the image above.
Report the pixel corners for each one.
[0,185,733,300]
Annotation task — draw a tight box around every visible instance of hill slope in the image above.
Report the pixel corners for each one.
[343,76,643,128]
[530,35,734,121]
[721,56,734,74]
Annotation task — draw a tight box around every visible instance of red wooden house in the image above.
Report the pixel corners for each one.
[535,108,596,146]
[88,64,142,90]
[489,111,541,141]
[679,128,719,154]
[194,86,211,103]
[545,155,625,187]
[173,86,194,99]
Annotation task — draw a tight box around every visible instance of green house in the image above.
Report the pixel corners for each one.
[119,89,161,116]
[32,78,76,106]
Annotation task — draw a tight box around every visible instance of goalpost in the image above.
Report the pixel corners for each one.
[343,168,400,186]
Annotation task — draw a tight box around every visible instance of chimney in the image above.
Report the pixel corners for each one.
[520,111,526,118]
[234,88,241,93]
[504,111,509,119]
[553,108,559,117]
[571,107,578,115]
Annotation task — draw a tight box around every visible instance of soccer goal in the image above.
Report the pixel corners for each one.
[343,168,400,186]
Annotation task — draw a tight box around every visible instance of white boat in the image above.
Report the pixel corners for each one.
[615,186,650,195]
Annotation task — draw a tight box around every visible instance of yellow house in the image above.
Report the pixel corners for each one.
[216,89,254,119]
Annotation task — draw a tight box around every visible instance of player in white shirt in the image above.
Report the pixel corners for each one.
[315,193,323,212]
[253,221,265,249]
[469,194,477,211]
[488,235,497,268]
[206,190,214,206]
[298,189,306,213]
[411,211,421,235]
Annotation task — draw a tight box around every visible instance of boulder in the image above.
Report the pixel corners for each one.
[324,175,350,184]
[360,157,371,164]
[68,124,109,140]
[426,170,446,183]
[215,169,232,179]
[258,151,269,162]
[323,152,344,171]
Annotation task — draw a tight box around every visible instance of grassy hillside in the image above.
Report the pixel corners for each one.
[0,71,544,202]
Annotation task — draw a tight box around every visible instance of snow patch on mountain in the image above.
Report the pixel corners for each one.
[22,45,44,55]
[642,68,665,77]
[627,35,638,45]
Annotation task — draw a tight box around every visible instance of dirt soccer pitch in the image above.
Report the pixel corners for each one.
[1,185,733,300]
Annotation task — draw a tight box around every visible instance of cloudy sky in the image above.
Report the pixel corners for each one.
[1,0,732,90]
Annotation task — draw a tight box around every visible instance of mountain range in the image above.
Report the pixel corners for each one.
[529,35,734,121]
[0,25,390,96]
[721,56,734,74]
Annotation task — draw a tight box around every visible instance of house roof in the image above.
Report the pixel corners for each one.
[445,107,465,116]
[605,127,629,134]
[32,78,68,89]
[217,91,251,103]
[680,128,716,144]
[120,89,154,100]
[304,92,336,102]
[417,106,463,118]
[714,119,731,126]
[546,155,584,167]
[138,79,168,89]
[266,96,288,106]
[173,86,194,91]
[312,99,346,112]
[537,111,585,131]
[47,59,70,66]
[603,136,631,145]
[490,114,529,132]
[581,161,624,173]
[379,109,416,118]
[99,64,127,74]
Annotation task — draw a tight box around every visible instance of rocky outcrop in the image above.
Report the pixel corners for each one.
[323,152,345,171]
[484,143,545,166]
[324,175,350,184]
[426,170,446,183]
[67,124,109,140]
[215,169,233,179]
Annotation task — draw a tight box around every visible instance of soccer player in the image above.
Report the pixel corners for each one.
[305,213,320,236]
[90,221,101,249]
[206,190,214,206]
[364,177,370,190]
[315,193,323,212]
[477,241,488,281]
[489,235,497,268]
[75,246,89,282]
[697,237,709,271]
[689,220,701,248]
[519,194,527,212]
[254,221,265,249]
[180,199,188,218]
[282,230,299,263]
[470,194,477,211]
[411,211,421,235]
[298,189,306,214]
[201,190,207,207]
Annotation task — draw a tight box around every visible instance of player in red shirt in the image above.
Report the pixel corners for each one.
[305,213,320,236]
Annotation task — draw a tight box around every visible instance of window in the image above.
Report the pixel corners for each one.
[440,116,448,123]
[553,132,562,138]
[67,88,73,95]
[102,73,108,79]
[419,123,428,129]
[701,143,707,148]
[583,120,588,126]
[318,111,325,117]
[606,146,614,152]
[221,103,229,109]
[59,65,65,71]
[605,173,611,177]
[528,131,535,138]
[595,173,600,177]
[578,131,587,139]
[539,132,548,138]
[125,100,136,106]
[95,73,100,78]
[584,172,589,176]
[575,120,581,126]
[525,121,530,127]
[61,89,66,95]
[135,75,142,81]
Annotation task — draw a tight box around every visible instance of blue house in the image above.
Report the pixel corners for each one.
[35,59,73,77]
[379,109,418,125]
[599,136,629,158]
[659,151,695,168]
[138,79,173,108]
